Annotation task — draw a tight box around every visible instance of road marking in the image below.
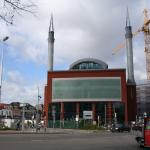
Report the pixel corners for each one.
[32,140,49,142]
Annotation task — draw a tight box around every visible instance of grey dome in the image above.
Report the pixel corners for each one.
[69,58,108,70]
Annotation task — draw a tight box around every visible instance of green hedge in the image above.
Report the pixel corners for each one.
[80,124,105,130]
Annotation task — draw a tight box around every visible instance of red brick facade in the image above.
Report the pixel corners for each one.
[127,84,137,122]
[44,69,131,126]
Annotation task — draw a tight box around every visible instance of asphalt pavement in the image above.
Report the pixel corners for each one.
[0,129,144,150]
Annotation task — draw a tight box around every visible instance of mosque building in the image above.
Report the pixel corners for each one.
[44,14,136,128]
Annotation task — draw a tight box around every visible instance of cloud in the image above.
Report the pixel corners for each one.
[0,0,150,104]
[5,0,144,71]
[1,70,44,105]
[7,26,47,65]
[7,70,25,84]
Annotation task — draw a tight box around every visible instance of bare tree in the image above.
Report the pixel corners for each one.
[0,0,37,24]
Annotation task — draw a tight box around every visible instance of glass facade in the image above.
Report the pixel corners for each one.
[52,77,121,102]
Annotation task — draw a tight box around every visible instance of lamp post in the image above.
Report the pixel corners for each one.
[21,103,26,132]
[36,87,41,132]
[0,36,9,103]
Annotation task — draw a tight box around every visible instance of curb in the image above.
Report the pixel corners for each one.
[0,129,109,134]
[0,131,69,134]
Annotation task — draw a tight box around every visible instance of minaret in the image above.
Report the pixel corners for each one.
[48,14,55,71]
[125,8,135,84]
[125,8,137,123]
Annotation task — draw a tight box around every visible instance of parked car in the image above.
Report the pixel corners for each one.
[132,125,143,131]
[132,123,143,131]
[110,124,131,132]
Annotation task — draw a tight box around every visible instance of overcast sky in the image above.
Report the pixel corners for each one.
[0,0,149,105]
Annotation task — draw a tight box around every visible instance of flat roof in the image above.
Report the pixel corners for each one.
[48,68,126,73]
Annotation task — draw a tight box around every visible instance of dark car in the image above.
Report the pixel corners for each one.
[132,125,143,131]
[111,124,131,132]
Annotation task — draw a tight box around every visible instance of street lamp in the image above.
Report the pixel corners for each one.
[36,87,42,132]
[21,103,26,132]
[0,36,9,103]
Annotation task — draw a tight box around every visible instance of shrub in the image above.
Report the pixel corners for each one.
[80,123,105,130]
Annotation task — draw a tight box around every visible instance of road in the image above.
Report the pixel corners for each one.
[0,131,144,150]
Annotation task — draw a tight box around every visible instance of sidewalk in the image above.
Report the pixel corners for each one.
[0,128,108,134]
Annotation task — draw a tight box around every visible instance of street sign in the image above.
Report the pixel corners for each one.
[83,111,93,120]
